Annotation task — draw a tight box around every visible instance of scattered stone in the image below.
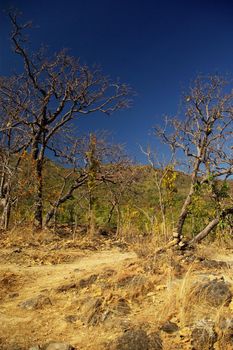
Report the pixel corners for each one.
[12,247,22,253]
[78,274,98,288]
[191,319,217,350]
[111,298,131,316]
[160,321,179,334]
[199,258,230,269]
[44,343,75,350]
[9,292,19,299]
[217,317,233,348]
[115,329,149,350]
[80,297,103,325]
[57,274,98,293]
[19,294,52,310]
[65,315,78,323]
[148,332,163,350]
[193,278,232,307]
[57,283,77,292]
[117,274,147,288]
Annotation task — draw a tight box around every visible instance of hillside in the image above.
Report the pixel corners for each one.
[1,230,233,349]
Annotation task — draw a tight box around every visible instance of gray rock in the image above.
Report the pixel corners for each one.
[191,320,217,350]
[148,332,163,350]
[80,297,103,325]
[193,278,232,307]
[160,321,179,334]
[115,329,149,350]
[111,298,131,316]
[44,343,74,350]
[19,295,52,310]
[217,317,233,348]
[65,315,78,323]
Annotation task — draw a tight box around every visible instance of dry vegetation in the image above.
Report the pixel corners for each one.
[0,11,233,350]
[0,229,233,350]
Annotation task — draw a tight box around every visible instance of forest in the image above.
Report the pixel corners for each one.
[0,10,233,350]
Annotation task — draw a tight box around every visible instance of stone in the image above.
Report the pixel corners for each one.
[148,332,163,350]
[191,320,217,350]
[44,343,74,350]
[199,259,229,269]
[64,315,78,323]
[80,297,103,325]
[115,329,149,350]
[217,317,233,349]
[19,295,52,310]
[194,278,232,307]
[111,298,131,316]
[160,321,179,334]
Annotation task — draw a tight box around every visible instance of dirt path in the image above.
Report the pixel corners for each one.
[0,249,137,299]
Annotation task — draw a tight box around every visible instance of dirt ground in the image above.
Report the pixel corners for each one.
[0,231,233,349]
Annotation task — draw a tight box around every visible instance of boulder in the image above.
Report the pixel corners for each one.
[191,320,217,350]
[193,278,232,307]
[160,321,179,334]
[19,294,52,310]
[114,329,163,350]
[44,344,74,350]
[115,329,149,350]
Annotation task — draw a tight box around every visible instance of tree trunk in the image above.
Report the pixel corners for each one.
[45,176,87,226]
[174,158,201,241]
[33,158,43,229]
[0,181,12,230]
[189,207,233,245]
[175,184,195,238]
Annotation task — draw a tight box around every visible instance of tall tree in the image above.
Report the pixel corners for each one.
[156,75,233,246]
[0,12,131,229]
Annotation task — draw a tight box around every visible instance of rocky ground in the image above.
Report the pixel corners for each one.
[0,229,233,349]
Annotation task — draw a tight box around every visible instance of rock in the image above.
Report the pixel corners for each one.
[9,292,19,298]
[160,321,179,334]
[115,329,149,350]
[117,274,147,288]
[111,298,131,316]
[57,274,98,293]
[80,297,103,325]
[191,320,217,350]
[148,332,163,349]
[64,315,78,323]
[193,278,232,307]
[29,346,41,350]
[217,317,233,349]
[78,274,98,288]
[19,295,52,310]
[57,283,77,292]
[199,258,229,269]
[44,343,74,350]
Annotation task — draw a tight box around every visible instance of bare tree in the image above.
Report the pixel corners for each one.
[44,132,131,231]
[140,145,177,240]
[156,75,233,246]
[0,83,30,229]
[0,12,131,229]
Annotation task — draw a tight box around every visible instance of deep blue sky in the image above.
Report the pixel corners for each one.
[1,0,233,162]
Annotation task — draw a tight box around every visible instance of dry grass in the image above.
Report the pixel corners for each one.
[0,228,233,349]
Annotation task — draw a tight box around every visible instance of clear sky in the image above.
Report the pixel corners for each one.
[1,0,233,162]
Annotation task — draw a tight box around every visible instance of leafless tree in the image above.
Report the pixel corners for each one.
[156,75,233,246]
[44,132,132,231]
[0,12,131,229]
[0,83,30,229]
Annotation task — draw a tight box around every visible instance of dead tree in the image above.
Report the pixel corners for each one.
[0,12,131,229]
[156,75,233,246]
[0,85,30,229]
[44,132,131,230]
